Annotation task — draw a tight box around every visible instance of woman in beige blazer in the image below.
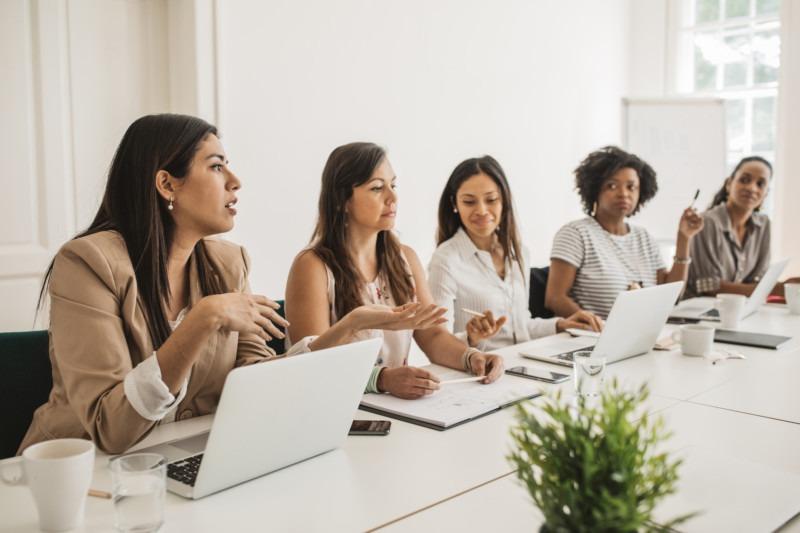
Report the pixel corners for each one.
[20,114,412,454]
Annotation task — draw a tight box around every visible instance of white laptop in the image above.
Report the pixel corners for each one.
[521,282,684,368]
[669,259,788,322]
[133,338,381,499]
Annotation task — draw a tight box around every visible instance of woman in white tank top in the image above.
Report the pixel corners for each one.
[285,142,505,399]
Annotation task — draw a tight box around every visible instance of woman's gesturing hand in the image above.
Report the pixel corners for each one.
[465,310,507,346]
[347,302,447,332]
[201,293,290,341]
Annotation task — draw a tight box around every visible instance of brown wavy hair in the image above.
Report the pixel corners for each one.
[38,114,225,348]
[436,155,525,279]
[311,142,415,319]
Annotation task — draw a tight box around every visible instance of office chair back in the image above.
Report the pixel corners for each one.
[266,299,287,355]
[529,266,555,319]
[0,330,52,458]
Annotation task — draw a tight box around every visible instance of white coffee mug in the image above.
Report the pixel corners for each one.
[716,293,746,329]
[672,324,715,357]
[785,283,800,315]
[0,438,95,532]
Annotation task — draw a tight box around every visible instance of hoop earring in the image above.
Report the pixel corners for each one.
[168,196,174,211]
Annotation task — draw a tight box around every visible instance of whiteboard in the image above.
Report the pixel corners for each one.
[624,98,726,243]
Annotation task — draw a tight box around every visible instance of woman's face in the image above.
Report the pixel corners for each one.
[455,172,503,240]
[726,160,770,211]
[595,167,640,219]
[170,134,241,238]
[346,157,397,232]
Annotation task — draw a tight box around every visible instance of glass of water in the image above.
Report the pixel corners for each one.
[110,453,166,533]
[573,351,607,398]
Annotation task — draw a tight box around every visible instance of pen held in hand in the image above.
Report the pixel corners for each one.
[689,188,700,209]
[461,308,486,318]
[439,376,485,385]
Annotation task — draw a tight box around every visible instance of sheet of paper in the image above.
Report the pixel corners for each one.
[360,365,542,427]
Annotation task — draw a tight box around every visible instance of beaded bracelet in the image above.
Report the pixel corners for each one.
[461,347,481,374]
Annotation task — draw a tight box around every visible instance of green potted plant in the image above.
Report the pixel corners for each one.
[508,380,697,532]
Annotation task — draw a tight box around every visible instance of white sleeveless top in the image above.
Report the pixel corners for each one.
[324,264,413,368]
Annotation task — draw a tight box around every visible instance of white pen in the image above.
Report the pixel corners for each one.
[461,308,486,318]
[439,376,484,385]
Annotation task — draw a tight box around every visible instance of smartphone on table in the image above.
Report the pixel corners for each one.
[349,420,392,436]
[505,366,570,384]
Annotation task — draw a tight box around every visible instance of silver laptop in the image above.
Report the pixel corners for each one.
[521,282,684,367]
[134,338,381,499]
[670,259,788,322]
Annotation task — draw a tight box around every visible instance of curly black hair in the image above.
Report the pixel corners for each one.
[574,146,658,216]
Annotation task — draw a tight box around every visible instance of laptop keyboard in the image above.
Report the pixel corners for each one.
[167,454,203,487]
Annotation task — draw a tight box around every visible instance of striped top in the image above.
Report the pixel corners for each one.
[428,228,558,351]
[550,217,666,318]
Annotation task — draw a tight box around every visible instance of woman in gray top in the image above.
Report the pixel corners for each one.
[687,156,798,298]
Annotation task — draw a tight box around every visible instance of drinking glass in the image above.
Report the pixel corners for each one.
[573,351,607,398]
[110,453,166,533]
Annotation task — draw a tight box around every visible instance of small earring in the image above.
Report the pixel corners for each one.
[168,197,174,211]
[591,201,597,216]
[453,207,458,213]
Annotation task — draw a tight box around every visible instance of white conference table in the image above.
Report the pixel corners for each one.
[1,305,798,532]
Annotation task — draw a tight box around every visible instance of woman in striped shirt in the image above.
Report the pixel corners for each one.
[546,146,704,319]
[428,156,599,351]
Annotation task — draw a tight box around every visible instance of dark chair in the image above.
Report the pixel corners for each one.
[529,266,555,319]
[266,299,287,355]
[0,330,52,458]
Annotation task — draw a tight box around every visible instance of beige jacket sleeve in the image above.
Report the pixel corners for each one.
[48,237,158,453]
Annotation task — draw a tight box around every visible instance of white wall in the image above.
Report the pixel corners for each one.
[217,0,631,297]
[774,0,800,277]
[0,0,169,331]
[628,0,800,278]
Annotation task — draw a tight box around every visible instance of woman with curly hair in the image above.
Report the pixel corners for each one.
[545,146,704,319]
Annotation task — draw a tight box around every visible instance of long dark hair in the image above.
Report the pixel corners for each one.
[709,155,773,209]
[38,114,225,348]
[310,142,414,320]
[436,155,524,276]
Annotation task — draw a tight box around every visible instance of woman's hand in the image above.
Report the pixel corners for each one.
[468,353,505,384]
[556,310,604,333]
[346,302,447,332]
[465,311,508,347]
[199,293,289,341]
[678,207,704,239]
[377,366,441,399]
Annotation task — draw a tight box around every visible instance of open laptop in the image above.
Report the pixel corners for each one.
[521,282,684,367]
[669,259,788,322]
[134,337,381,499]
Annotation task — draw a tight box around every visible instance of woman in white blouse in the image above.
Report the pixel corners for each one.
[428,156,599,351]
